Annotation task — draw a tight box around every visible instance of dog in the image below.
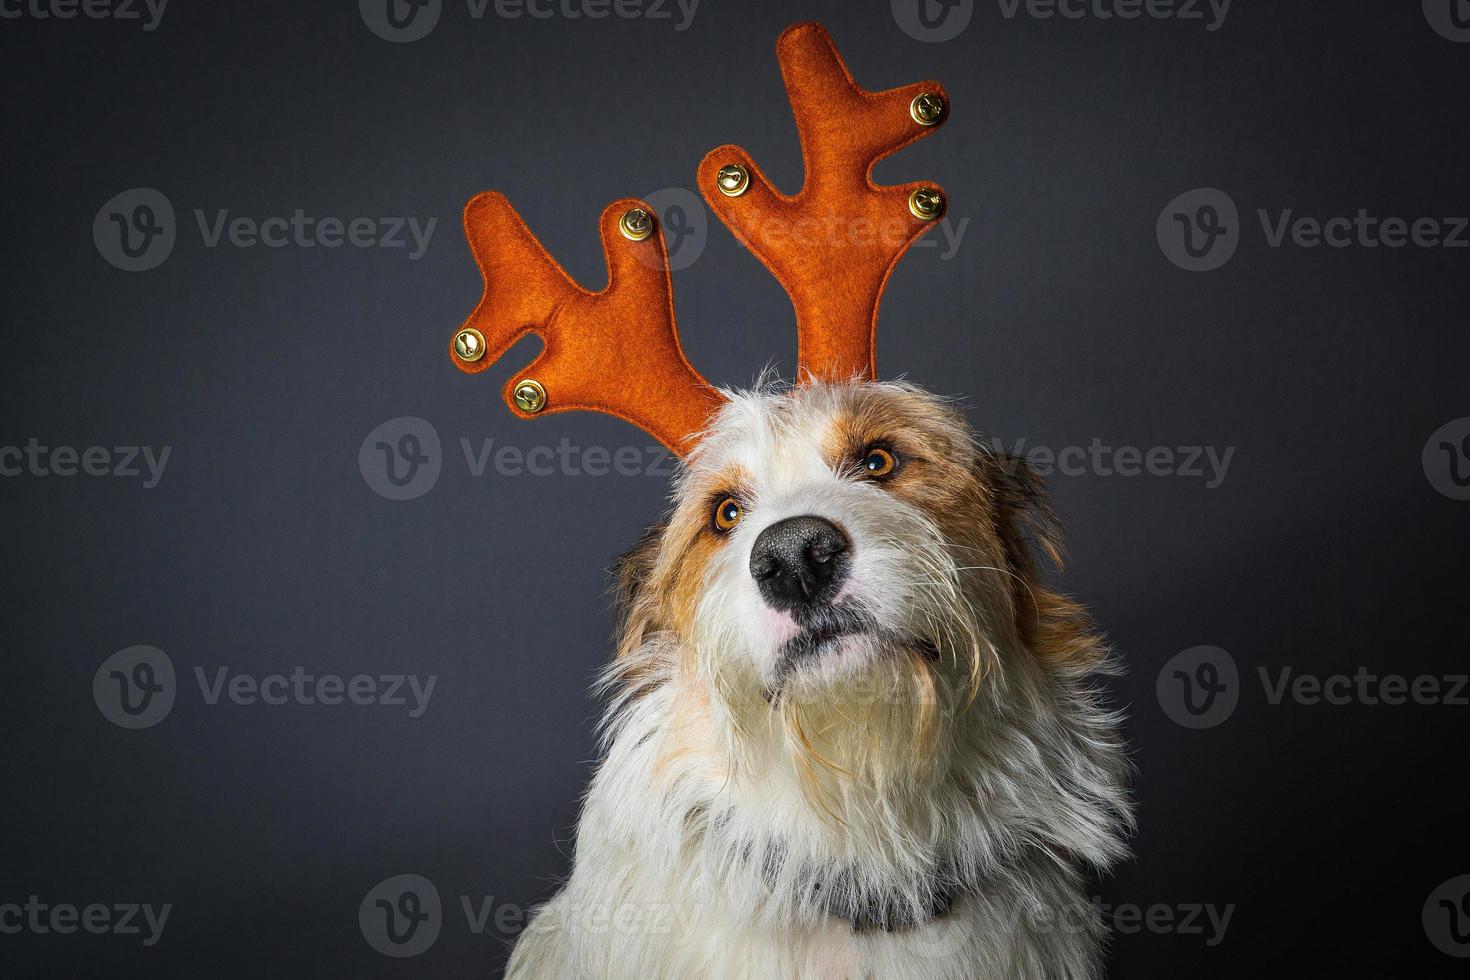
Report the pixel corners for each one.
[504,379,1132,979]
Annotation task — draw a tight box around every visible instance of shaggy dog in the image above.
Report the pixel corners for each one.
[505,380,1131,979]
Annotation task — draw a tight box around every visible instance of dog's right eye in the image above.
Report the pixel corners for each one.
[712,497,743,533]
[860,445,900,480]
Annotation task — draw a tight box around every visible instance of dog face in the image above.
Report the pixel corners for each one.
[614,382,1088,782]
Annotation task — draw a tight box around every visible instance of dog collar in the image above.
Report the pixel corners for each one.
[832,881,957,933]
[807,863,962,933]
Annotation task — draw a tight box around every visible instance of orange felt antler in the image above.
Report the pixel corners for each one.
[450,22,949,453]
[697,22,950,383]
[449,193,725,456]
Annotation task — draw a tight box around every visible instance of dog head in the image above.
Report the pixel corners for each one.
[612,380,1098,790]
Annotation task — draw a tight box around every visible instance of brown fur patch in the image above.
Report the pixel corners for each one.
[824,386,1107,674]
[615,463,751,664]
[612,384,1106,714]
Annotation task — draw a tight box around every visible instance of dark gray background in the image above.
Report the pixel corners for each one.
[3,0,1468,976]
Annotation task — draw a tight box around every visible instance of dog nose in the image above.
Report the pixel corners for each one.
[750,516,851,612]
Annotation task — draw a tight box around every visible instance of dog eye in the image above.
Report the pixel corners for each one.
[861,446,900,480]
[712,496,744,532]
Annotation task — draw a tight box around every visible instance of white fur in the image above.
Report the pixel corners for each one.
[505,383,1131,979]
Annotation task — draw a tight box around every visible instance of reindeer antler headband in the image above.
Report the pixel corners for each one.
[449,21,949,456]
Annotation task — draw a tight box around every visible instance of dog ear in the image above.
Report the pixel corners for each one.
[989,453,1065,574]
[611,522,667,638]
[986,454,1107,671]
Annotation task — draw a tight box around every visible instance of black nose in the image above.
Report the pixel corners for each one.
[750,516,851,613]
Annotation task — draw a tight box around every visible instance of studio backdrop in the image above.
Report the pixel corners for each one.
[2,0,1467,977]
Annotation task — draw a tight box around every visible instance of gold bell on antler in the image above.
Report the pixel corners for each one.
[454,328,486,362]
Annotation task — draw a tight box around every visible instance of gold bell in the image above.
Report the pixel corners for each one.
[620,208,654,242]
[454,328,486,362]
[910,93,946,127]
[513,379,547,414]
[908,187,945,221]
[716,163,750,197]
